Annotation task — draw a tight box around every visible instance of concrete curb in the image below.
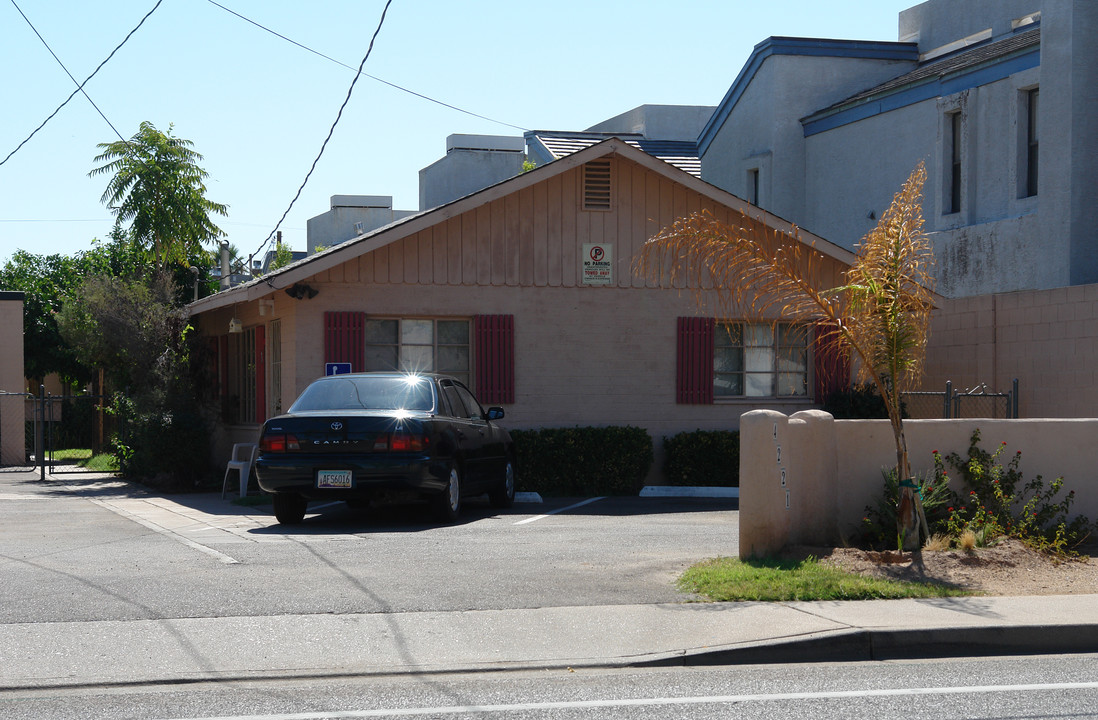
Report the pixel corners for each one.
[640,486,739,499]
[642,624,1098,667]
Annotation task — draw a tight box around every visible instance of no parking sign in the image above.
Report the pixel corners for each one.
[582,243,613,285]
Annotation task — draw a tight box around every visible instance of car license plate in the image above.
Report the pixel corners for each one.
[317,470,352,489]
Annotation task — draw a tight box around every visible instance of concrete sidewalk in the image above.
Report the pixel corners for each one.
[2,595,1096,689]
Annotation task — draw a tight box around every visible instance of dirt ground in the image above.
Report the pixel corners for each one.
[784,538,1098,596]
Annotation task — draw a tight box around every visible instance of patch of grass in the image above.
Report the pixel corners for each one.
[51,448,92,461]
[51,449,119,472]
[678,556,971,602]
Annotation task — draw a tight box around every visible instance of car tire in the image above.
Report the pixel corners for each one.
[435,465,461,522]
[272,493,307,525]
[489,458,515,509]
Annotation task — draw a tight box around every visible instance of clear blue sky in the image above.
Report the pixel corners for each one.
[0,0,915,267]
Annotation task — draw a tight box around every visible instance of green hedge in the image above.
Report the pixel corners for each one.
[511,426,653,496]
[662,429,739,487]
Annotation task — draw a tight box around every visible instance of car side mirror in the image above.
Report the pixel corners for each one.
[486,407,505,421]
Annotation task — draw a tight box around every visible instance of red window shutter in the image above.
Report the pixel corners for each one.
[324,311,365,372]
[255,324,267,424]
[474,314,514,404]
[813,321,850,402]
[676,317,714,404]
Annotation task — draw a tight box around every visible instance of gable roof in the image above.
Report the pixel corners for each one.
[697,36,919,156]
[803,27,1040,136]
[187,138,854,314]
[526,131,701,176]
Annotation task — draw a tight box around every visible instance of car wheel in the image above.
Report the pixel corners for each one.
[489,458,515,509]
[435,465,461,522]
[272,493,307,525]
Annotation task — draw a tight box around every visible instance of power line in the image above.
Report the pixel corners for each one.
[206,0,527,133]
[1,0,165,167]
[248,0,395,267]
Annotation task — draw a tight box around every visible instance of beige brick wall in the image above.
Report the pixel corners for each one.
[923,283,1098,418]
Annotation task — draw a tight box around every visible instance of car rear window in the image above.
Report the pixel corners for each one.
[289,376,435,412]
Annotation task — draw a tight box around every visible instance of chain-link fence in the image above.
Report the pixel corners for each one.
[1,388,121,474]
[901,380,1019,420]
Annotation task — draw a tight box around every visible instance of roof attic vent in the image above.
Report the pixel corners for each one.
[582,160,612,211]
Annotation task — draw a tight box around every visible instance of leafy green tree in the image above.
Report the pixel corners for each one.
[268,240,294,272]
[0,250,86,384]
[636,163,935,549]
[0,236,152,385]
[56,271,214,488]
[89,122,228,269]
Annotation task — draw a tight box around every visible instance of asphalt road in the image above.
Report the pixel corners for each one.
[7,651,1098,719]
[0,471,739,624]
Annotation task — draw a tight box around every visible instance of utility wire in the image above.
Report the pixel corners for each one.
[206,0,527,133]
[249,0,395,267]
[1,0,165,167]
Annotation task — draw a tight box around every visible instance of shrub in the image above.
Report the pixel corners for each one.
[511,426,653,496]
[662,430,739,487]
[822,382,889,419]
[933,429,1093,555]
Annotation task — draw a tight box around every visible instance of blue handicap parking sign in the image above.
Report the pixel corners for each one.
[325,362,353,376]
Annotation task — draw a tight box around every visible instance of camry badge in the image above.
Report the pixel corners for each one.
[331,422,343,430]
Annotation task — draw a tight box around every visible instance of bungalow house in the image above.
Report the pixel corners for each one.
[187,139,855,476]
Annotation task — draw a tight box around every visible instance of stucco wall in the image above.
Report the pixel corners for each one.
[740,409,1098,557]
[0,293,25,464]
[701,53,915,226]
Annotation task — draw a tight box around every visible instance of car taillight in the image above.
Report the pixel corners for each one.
[260,433,300,453]
[373,431,428,452]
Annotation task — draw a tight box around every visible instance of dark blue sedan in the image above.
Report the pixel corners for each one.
[255,372,514,524]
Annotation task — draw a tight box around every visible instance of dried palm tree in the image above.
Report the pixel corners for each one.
[636,163,935,549]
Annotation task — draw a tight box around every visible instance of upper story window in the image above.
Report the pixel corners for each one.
[947,111,963,214]
[1025,88,1039,197]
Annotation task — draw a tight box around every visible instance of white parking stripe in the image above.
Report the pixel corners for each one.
[513,496,605,525]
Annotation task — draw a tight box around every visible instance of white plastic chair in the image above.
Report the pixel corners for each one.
[222,443,258,499]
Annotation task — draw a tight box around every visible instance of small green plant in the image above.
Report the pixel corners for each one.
[860,466,951,549]
[933,430,1091,555]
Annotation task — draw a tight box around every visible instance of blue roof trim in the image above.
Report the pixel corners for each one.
[803,46,1039,136]
[697,36,918,156]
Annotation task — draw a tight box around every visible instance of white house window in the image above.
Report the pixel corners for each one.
[714,322,807,398]
[365,318,471,388]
